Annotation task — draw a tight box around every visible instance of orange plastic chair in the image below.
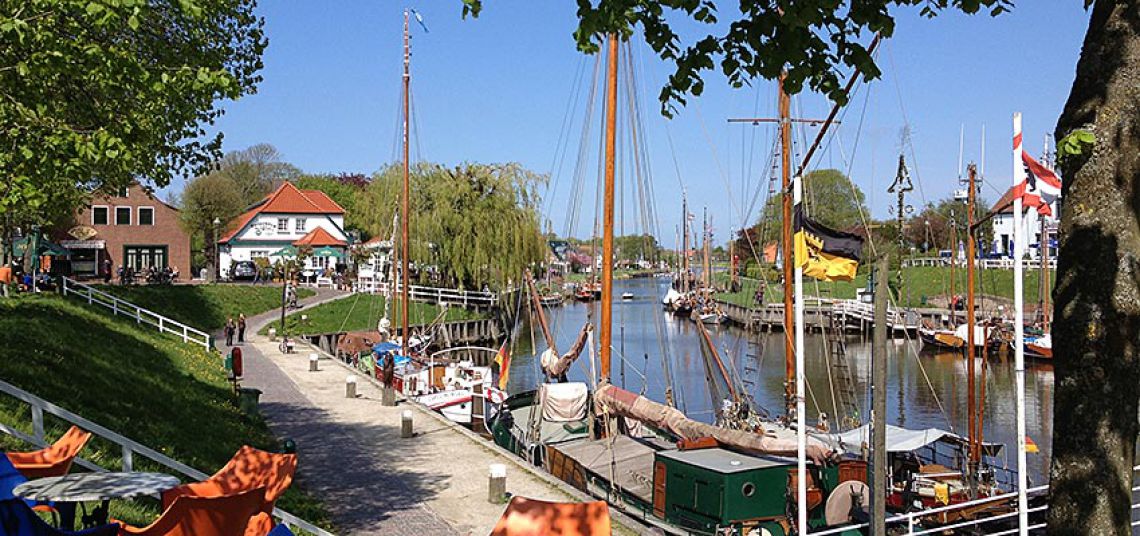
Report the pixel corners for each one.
[6,426,92,480]
[117,486,266,536]
[490,496,612,536]
[160,446,295,535]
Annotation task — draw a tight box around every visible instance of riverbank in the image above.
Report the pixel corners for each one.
[258,292,485,336]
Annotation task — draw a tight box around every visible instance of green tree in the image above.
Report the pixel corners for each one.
[757,169,867,232]
[359,162,547,290]
[0,0,265,267]
[179,173,244,278]
[212,144,301,207]
[613,233,662,263]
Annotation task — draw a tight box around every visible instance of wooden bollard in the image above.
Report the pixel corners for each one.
[309,353,319,372]
[401,410,413,438]
[345,375,357,398]
[488,464,507,504]
[381,387,396,406]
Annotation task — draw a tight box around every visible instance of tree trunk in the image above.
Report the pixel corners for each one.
[1048,2,1140,534]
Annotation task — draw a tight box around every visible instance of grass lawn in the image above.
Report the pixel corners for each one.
[261,293,486,336]
[96,283,315,332]
[715,265,1052,308]
[0,294,331,529]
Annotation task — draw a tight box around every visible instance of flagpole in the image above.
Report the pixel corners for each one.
[1012,112,1029,535]
[793,173,807,535]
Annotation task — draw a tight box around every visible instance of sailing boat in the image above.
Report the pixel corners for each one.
[485,37,879,536]
[370,10,505,425]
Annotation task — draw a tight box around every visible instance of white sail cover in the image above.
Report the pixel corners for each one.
[540,382,589,422]
[954,324,989,347]
[662,288,682,305]
[825,424,1003,455]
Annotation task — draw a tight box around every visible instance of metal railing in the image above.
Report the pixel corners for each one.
[60,277,211,349]
[353,280,501,308]
[0,378,334,536]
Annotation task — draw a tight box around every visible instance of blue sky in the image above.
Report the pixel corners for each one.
[173,1,1091,247]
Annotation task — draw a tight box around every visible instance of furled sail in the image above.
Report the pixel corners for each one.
[594,383,833,464]
[542,323,592,380]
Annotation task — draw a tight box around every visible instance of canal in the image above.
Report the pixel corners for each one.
[506,275,1055,485]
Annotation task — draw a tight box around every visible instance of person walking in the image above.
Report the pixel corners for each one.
[102,258,112,284]
[237,313,247,344]
[224,317,235,346]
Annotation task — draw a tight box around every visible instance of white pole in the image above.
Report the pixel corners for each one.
[1012,112,1029,535]
[794,174,808,535]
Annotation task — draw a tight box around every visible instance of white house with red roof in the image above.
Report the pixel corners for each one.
[991,184,1059,260]
[218,182,349,278]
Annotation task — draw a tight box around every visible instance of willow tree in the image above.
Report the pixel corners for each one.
[460,0,1129,532]
[361,162,547,290]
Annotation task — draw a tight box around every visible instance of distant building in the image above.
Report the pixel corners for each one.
[991,186,1060,260]
[61,183,190,279]
[355,236,393,293]
[218,182,348,278]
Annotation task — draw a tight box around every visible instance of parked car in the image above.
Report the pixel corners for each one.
[231,261,258,281]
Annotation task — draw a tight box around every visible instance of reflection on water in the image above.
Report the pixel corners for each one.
[507,276,1055,484]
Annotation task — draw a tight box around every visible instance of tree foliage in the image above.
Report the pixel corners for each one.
[0,0,265,227]
[758,168,868,232]
[464,0,1010,114]
[211,143,301,207]
[614,233,662,263]
[358,162,548,290]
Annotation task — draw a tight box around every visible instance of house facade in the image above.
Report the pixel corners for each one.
[62,183,191,279]
[218,182,348,277]
[991,185,1060,260]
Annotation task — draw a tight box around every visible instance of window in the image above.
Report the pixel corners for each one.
[295,218,306,233]
[115,207,131,225]
[251,250,269,259]
[277,218,289,232]
[118,186,129,198]
[138,207,154,226]
[124,246,167,270]
[92,206,109,225]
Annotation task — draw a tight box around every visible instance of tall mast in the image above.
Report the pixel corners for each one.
[682,193,689,292]
[1041,134,1052,331]
[400,9,411,358]
[949,210,957,323]
[702,208,709,289]
[599,33,618,384]
[966,163,980,470]
[780,74,795,418]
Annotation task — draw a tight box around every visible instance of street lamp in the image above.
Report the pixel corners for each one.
[211,217,221,283]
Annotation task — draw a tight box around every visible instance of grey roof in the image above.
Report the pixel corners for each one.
[656,447,793,473]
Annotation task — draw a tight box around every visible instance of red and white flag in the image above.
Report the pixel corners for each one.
[1012,139,1062,216]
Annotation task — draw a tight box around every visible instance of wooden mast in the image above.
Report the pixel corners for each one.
[702,208,710,289]
[949,212,956,323]
[400,9,411,358]
[965,163,980,469]
[525,270,557,352]
[681,193,689,293]
[779,74,795,417]
[599,33,618,384]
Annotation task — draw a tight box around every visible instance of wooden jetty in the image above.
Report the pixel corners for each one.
[716,297,951,336]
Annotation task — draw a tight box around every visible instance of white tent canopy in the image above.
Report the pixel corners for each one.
[821,424,1004,456]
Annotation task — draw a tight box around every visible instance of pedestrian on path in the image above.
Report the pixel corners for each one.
[224,317,236,346]
[238,313,247,344]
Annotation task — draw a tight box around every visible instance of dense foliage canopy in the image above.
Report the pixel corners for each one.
[0,0,265,240]
[357,162,548,290]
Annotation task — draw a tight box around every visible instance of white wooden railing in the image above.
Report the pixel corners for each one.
[831,299,920,329]
[61,277,211,349]
[0,378,335,536]
[354,279,502,308]
[902,257,1058,270]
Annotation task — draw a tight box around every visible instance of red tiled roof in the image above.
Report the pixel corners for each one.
[293,226,347,247]
[218,182,345,243]
[993,185,1035,215]
[261,182,344,214]
[301,190,344,213]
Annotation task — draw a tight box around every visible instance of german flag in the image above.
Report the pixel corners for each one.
[793,206,864,282]
[494,341,511,390]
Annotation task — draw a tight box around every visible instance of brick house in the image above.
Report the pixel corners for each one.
[60,183,191,279]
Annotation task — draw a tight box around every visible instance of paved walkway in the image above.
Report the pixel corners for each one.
[221,288,579,535]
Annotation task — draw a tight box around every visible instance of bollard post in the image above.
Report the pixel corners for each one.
[346,375,357,398]
[488,464,507,504]
[309,353,319,372]
[381,387,396,406]
[268,328,277,341]
[401,410,413,438]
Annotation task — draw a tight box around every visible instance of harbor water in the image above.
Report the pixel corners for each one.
[506,275,1055,485]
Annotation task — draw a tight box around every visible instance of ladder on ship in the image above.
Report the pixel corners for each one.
[827,313,861,430]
